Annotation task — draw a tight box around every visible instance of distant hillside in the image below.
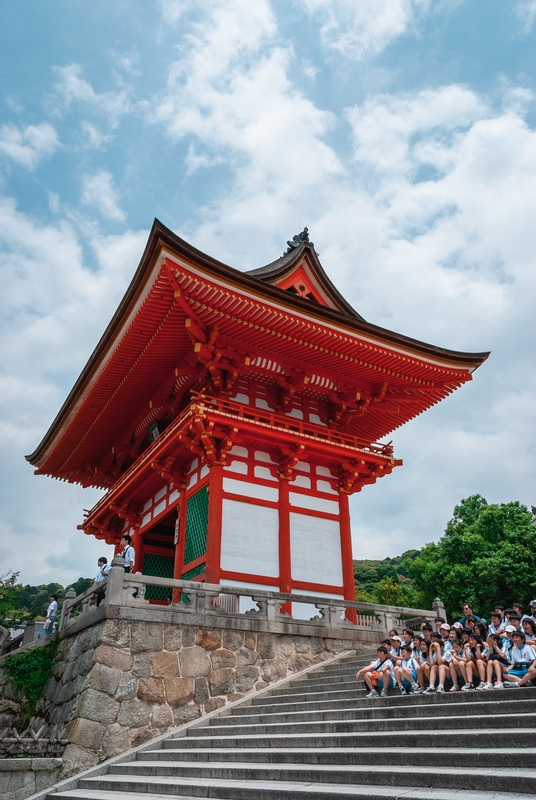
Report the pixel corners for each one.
[353,549,422,606]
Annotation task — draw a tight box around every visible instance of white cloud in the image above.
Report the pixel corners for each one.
[517,0,536,31]
[53,63,131,128]
[299,0,430,59]
[0,195,147,582]
[81,169,125,221]
[0,122,59,169]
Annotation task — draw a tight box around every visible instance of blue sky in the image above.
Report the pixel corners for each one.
[1,0,535,586]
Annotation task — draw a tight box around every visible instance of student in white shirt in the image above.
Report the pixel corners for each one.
[503,632,536,687]
[488,612,506,635]
[94,557,111,607]
[119,534,135,573]
[44,594,58,636]
[356,647,395,698]
[394,645,420,695]
[522,618,536,647]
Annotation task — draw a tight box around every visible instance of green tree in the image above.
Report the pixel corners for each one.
[0,571,26,629]
[408,495,536,619]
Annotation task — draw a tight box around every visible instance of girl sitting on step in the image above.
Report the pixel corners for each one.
[443,638,468,692]
[415,640,432,692]
[461,634,487,690]
[482,633,509,689]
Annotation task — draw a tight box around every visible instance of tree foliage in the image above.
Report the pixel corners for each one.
[0,572,26,629]
[4,639,58,720]
[408,495,536,619]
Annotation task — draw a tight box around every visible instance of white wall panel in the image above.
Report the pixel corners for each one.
[221,499,279,577]
[289,492,339,515]
[290,513,343,586]
[223,478,278,503]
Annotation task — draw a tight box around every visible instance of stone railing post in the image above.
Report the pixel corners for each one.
[433,597,446,619]
[59,588,76,631]
[105,556,125,606]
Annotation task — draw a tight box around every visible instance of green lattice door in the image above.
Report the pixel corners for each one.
[142,553,174,601]
[183,485,209,568]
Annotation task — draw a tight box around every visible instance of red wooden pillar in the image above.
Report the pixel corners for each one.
[339,492,357,624]
[278,478,292,614]
[130,525,142,573]
[205,463,223,585]
[172,487,187,603]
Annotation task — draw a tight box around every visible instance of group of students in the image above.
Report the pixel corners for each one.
[357,600,536,698]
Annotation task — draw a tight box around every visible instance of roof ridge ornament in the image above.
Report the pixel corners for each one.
[285,227,315,254]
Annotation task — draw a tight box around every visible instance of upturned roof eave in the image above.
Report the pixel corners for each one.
[26,218,490,467]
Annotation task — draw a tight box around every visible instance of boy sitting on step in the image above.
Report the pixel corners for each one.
[503,631,536,687]
[394,645,420,694]
[356,646,395,698]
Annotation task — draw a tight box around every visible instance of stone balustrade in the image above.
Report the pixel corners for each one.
[59,557,444,635]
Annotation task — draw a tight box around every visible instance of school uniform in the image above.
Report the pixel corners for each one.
[369,657,395,688]
[507,644,536,679]
[399,656,419,684]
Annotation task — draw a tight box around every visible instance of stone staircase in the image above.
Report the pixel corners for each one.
[43,650,536,800]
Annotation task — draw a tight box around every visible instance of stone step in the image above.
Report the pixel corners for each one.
[164,726,536,750]
[74,766,536,797]
[49,787,536,800]
[188,710,536,737]
[234,689,536,716]
[205,697,536,727]
[141,745,536,768]
[105,760,536,793]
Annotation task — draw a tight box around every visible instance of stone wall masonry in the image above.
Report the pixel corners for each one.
[29,604,376,779]
[0,758,62,800]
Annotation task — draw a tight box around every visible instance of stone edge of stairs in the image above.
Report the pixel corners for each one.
[26,648,361,800]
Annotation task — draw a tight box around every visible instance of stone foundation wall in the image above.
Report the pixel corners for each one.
[28,605,374,778]
[0,758,62,800]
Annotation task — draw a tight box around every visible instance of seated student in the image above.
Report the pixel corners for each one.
[504,608,515,625]
[522,617,536,647]
[464,615,477,632]
[461,633,487,690]
[412,635,425,664]
[503,631,536,688]
[425,637,448,693]
[390,635,404,661]
[356,646,395,698]
[508,614,522,633]
[421,623,433,643]
[513,603,528,622]
[445,638,468,691]
[440,623,452,650]
[483,633,509,690]
[488,612,506,635]
[461,628,472,645]
[394,645,420,695]
[434,617,446,634]
[415,640,432,693]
